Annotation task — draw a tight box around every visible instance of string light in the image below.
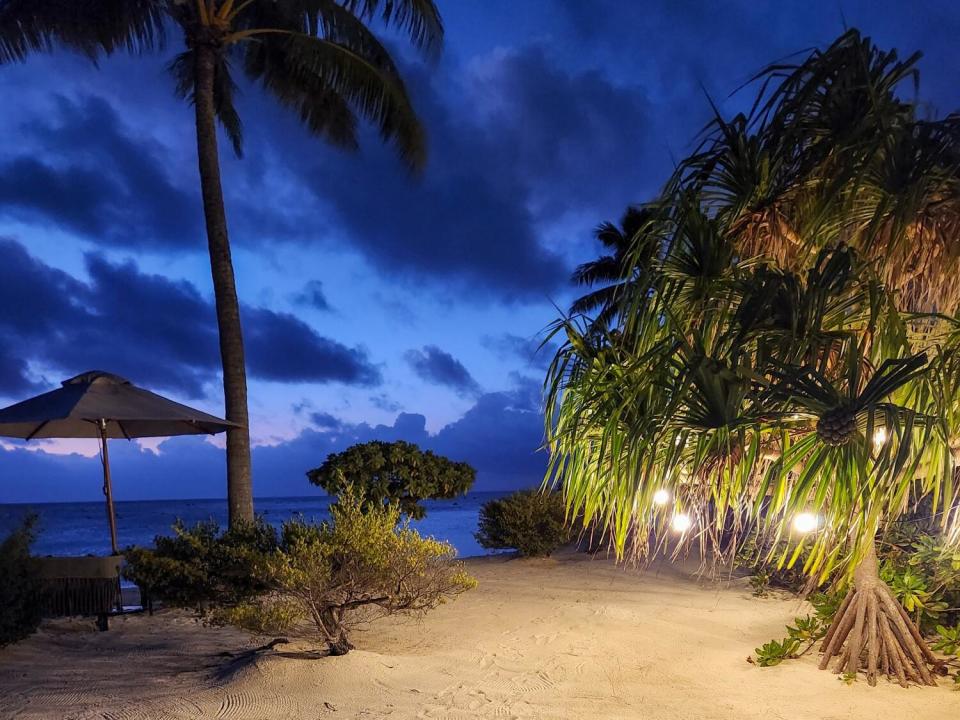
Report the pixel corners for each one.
[652,489,670,506]
[671,513,692,533]
[873,427,888,448]
[793,512,819,533]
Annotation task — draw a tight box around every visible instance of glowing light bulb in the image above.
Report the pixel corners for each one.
[793,512,819,534]
[671,513,692,533]
[873,428,887,448]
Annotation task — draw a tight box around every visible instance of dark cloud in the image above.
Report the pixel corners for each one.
[0,96,202,250]
[369,393,403,412]
[309,412,342,430]
[404,345,481,396]
[0,27,661,304]
[278,47,658,300]
[292,280,332,311]
[0,239,380,399]
[244,307,381,387]
[432,378,545,486]
[482,332,557,371]
[0,346,39,396]
[551,1,960,131]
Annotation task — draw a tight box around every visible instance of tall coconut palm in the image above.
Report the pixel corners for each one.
[569,206,661,332]
[546,30,960,687]
[0,0,442,525]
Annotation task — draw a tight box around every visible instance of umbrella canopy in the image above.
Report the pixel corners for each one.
[0,371,239,557]
[0,371,238,439]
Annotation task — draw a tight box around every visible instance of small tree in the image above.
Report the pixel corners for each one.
[224,493,476,655]
[476,491,571,557]
[546,31,960,687]
[307,441,475,519]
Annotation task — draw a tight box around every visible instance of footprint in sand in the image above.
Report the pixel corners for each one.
[531,632,558,646]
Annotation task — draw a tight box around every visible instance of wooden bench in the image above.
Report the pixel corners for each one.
[35,555,123,631]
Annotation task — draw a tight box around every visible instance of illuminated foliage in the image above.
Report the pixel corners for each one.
[546,29,960,686]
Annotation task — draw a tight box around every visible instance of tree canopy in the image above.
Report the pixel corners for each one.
[545,29,960,686]
[307,440,475,520]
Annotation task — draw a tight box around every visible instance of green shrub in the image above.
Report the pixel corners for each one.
[750,591,842,667]
[221,493,477,655]
[0,515,43,646]
[123,517,277,611]
[878,519,960,634]
[475,490,571,557]
[752,637,801,666]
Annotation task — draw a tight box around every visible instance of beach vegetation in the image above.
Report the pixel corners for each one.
[475,490,571,557]
[0,0,444,527]
[546,29,960,686]
[751,510,960,677]
[123,517,277,611]
[0,515,43,646]
[751,592,842,667]
[933,624,960,656]
[308,441,475,520]
[223,492,476,655]
[752,637,801,667]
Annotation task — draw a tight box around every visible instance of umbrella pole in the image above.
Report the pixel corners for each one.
[99,421,120,556]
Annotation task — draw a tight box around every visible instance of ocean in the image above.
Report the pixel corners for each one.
[0,492,510,560]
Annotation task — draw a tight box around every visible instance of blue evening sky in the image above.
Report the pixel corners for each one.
[0,1,957,502]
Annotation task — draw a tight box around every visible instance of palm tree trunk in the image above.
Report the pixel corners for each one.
[193,43,254,526]
[818,540,942,686]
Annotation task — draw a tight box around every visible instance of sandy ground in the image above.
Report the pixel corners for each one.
[1,550,957,720]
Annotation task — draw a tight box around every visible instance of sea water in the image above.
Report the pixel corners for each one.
[0,492,510,559]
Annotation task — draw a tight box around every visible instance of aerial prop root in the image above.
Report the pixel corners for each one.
[818,547,943,687]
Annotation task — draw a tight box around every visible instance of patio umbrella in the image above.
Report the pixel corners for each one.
[0,371,239,555]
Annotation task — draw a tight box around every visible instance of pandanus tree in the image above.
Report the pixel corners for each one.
[546,30,960,687]
[0,0,442,525]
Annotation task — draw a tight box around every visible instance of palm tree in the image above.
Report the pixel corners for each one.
[569,206,660,332]
[0,0,442,525]
[546,30,960,687]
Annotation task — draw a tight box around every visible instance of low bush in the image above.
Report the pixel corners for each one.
[0,515,43,646]
[749,591,845,666]
[222,493,477,655]
[475,490,571,557]
[123,517,278,611]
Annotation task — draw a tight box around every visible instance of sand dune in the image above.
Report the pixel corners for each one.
[1,550,956,719]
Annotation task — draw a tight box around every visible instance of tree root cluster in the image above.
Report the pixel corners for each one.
[819,566,942,686]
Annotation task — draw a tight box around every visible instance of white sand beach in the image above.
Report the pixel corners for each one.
[1,550,956,720]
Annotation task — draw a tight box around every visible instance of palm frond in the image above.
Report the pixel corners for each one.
[340,0,443,56]
[242,30,423,167]
[0,0,165,64]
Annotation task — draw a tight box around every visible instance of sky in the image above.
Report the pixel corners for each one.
[0,0,958,503]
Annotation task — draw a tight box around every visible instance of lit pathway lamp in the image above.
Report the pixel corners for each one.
[0,371,238,555]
